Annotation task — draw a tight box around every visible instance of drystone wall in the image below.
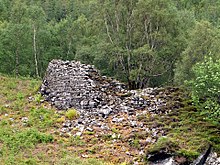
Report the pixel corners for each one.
[40,59,125,110]
[40,60,168,122]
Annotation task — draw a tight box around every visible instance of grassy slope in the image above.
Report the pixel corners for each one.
[0,75,219,164]
[0,75,113,165]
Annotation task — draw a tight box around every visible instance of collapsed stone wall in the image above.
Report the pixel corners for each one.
[41,60,129,110]
[40,60,168,123]
[40,60,153,110]
[40,59,124,110]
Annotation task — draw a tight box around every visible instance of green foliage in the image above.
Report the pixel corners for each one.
[174,21,220,84]
[65,109,79,120]
[34,93,43,103]
[93,0,184,88]
[0,127,53,154]
[29,108,55,129]
[185,57,220,121]
[16,92,24,100]
[0,0,220,88]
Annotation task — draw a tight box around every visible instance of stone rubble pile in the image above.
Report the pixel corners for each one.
[40,60,176,146]
[40,60,169,124]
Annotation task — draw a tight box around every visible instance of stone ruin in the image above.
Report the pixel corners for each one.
[40,60,166,120]
[41,59,126,110]
[40,60,220,165]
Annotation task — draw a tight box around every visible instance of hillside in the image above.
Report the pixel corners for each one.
[0,73,219,165]
[1,1,220,164]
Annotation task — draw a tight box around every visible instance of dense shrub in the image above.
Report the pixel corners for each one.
[185,57,220,121]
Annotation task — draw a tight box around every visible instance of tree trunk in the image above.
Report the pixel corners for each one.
[33,25,39,77]
[104,14,114,44]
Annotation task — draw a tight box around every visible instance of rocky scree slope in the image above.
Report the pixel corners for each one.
[40,60,220,165]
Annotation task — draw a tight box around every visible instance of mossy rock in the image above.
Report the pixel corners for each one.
[148,136,178,154]
[146,137,179,162]
[177,149,199,160]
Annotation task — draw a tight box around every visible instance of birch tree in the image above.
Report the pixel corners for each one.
[27,5,46,77]
[94,0,181,88]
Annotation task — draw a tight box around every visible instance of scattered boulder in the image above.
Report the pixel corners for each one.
[192,145,212,165]
[192,145,220,165]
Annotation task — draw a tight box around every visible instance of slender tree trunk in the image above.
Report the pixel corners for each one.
[104,14,114,44]
[33,25,39,77]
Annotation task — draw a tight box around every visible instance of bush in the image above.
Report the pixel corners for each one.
[185,56,220,121]
[65,109,79,120]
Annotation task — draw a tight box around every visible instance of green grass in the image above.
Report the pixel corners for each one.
[28,108,56,129]
[0,127,53,153]
[65,109,79,120]
[0,125,53,164]
[0,75,109,165]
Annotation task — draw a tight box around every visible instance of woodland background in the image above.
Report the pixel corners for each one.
[0,0,220,89]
